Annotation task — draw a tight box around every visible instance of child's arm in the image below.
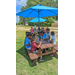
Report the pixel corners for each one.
[50,39,53,43]
[37,41,42,48]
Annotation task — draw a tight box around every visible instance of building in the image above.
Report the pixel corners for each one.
[51,20,58,27]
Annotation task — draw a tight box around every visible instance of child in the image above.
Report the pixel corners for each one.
[31,36,45,61]
[50,31,56,44]
[26,32,29,37]
[50,31,56,56]
[30,27,33,34]
[24,32,32,50]
[45,28,50,40]
[40,31,46,40]
[44,28,51,52]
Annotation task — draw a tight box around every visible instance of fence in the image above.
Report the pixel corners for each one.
[51,23,58,27]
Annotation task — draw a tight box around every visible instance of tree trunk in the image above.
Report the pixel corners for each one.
[24,18,26,26]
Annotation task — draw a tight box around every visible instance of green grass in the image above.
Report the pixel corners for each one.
[16,26,58,75]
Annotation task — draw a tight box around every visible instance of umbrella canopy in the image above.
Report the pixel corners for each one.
[29,18,47,22]
[16,4,58,18]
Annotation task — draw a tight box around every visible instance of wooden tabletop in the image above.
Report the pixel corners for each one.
[36,40,56,49]
[40,43,55,49]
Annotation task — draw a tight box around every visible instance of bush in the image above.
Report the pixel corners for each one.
[18,22,21,25]
[46,17,55,26]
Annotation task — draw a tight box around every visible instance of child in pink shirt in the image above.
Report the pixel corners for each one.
[30,27,33,34]
[31,36,45,61]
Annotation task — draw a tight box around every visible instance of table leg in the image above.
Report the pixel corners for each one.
[51,47,57,57]
[45,49,46,52]
[32,59,38,65]
[37,48,42,55]
[53,51,57,56]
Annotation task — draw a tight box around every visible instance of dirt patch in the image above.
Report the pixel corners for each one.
[16,26,30,31]
[55,33,58,42]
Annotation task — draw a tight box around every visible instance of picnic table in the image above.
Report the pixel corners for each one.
[26,38,58,66]
[36,40,58,57]
[29,39,58,65]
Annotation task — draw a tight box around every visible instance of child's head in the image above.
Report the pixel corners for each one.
[32,36,37,42]
[46,28,50,33]
[41,31,44,36]
[51,31,55,36]
[27,32,32,39]
[41,28,44,30]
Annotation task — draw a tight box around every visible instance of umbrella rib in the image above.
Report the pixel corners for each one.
[47,10,58,15]
[26,10,34,17]
[30,8,38,12]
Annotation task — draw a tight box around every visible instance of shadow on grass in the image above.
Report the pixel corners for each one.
[16,46,33,67]
[16,45,58,67]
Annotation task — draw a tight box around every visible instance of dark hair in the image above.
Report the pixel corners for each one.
[41,31,44,34]
[26,32,30,36]
[41,28,44,29]
[51,31,55,35]
[46,28,50,31]
[27,32,32,36]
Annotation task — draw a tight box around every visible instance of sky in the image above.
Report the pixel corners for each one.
[16,0,28,23]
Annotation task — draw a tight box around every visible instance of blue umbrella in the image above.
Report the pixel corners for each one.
[16,4,58,39]
[16,4,58,18]
[29,18,47,22]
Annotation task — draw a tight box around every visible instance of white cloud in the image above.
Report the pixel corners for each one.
[16,0,28,6]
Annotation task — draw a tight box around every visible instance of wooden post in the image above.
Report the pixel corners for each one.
[32,59,38,65]
[38,50,56,57]
[51,47,58,57]
[37,48,42,54]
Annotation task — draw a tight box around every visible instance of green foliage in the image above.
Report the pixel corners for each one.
[18,22,21,25]
[16,23,18,25]
[46,17,55,26]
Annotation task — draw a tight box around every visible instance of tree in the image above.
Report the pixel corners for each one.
[18,22,21,25]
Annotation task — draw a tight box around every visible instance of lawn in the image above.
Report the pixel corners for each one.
[16,25,58,75]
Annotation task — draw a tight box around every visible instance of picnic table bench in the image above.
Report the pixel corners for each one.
[26,40,58,65]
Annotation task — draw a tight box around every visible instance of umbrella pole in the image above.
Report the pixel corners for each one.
[38,11,40,40]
